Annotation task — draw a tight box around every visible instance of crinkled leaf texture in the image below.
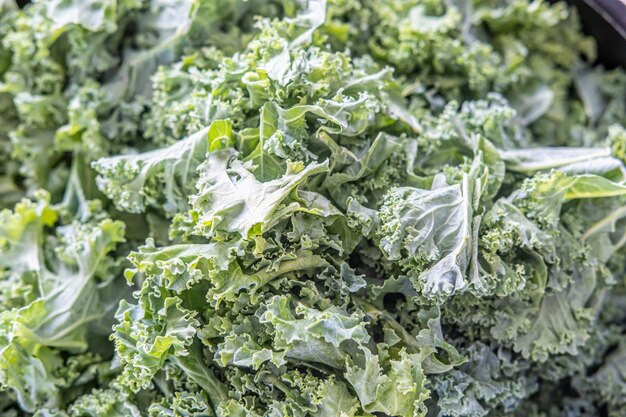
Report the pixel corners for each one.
[0,192,127,412]
[0,0,626,416]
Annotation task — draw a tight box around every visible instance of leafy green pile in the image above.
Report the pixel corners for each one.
[1,0,625,416]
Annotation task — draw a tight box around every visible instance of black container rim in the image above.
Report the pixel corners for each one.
[582,0,626,38]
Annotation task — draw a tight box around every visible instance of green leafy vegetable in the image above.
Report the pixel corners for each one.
[0,0,625,416]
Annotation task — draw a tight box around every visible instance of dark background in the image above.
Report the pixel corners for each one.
[565,0,626,67]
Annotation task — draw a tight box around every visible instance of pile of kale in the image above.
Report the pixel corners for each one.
[0,0,625,415]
